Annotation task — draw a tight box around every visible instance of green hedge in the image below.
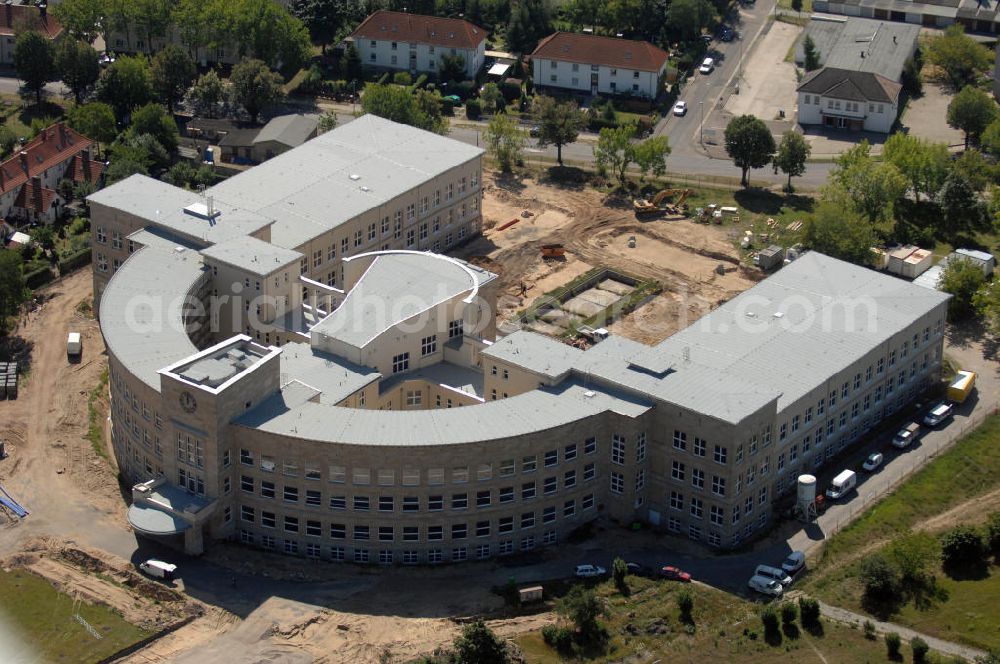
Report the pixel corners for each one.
[409,74,428,91]
[58,247,92,274]
[24,266,54,289]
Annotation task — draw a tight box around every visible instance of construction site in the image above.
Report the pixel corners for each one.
[0,169,774,663]
[460,173,760,345]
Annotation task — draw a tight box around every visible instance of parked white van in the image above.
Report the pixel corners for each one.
[825,469,857,500]
[138,559,177,580]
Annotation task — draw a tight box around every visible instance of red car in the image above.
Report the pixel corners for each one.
[660,566,692,582]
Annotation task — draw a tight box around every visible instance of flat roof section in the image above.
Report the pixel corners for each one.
[200,235,303,275]
[311,252,496,350]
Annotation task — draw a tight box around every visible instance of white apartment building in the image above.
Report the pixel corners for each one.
[530,32,668,99]
[350,10,486,79]
[797,68,900,132]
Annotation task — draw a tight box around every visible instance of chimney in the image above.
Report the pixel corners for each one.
[860,51,865,58]
[207,195,214,216]
[893,35,897,44]
[58,123,67,146]
[19,151,28,173]
[82,155,91,182]
[39,3,47,19]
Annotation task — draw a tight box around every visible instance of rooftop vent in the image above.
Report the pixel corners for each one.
[183,201,220,220]
[349,173,361,180]
[360,186,371,192]
[772,312,784,319]
[583,390,596,398]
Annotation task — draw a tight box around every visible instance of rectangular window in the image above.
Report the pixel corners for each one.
[283,486,298,502]
[378,526,393,542]
[544,449,558,467]
[498,516,514,533]
[240,505,254,522]
[378,496,394,512]
[261,511,276,528]
[330,495,346,510]
[353,496,370,511]
[241,475,254,493]
[693,437,706,457]
[522,455,537,473]
[421,335,437,356]
[543,476,557,495]
[520,511,535,529]
[611,435,626,465]
[692,468,704,489]
[712,475,726,496]
[451,523,468,539]
[306,490,321,507]
[392,352,410,374]
[261,481,275,499]
[564,444,577,461]
[428,495,443,511]
[583,462,595,481]
[521,482,536,500]
[610,472,624,494]
[672,461,685,481]
[451,493,468,509]
[354,525,370,540]
[476,490,491,507]
[636,433,646,462]
[673,430,687,451]
[713,445,727,464]
[499,486,514,503]
[584,437,597,455]
[564,470,576,488]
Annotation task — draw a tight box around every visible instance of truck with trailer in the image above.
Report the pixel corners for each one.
[825,469,856,500]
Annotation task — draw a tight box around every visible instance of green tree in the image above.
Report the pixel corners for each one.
[829,141,906,224]
[886,632,902,660]
[773,131,810,191]
[887,532,940,586]
[911,636,930,664]
[980,117,1000,158]
[151,44,196,112]
[665,0,712,42]
[291,0,349,53]
[105,158,150,185]
[97,55,154,123]
[882,133,950,202]
[798,597,821,628]
[484,112,526,172]
[951,148,994,192]
[0,125,17,157]
[940,257,986,319]
[480,82,502,114]
[14,31,56,106]
[947,85,998,149]
[230,58,285,124]
[129,103,179,152]
[940,525,988,569]
[67,102,118,148]
[343,43,363,83]
[187,70,228,118]
[594,123,636,188]
[361,83,446,134]
[803,34,820,71]
[318,111,338,134]
[612,557,628,593]
[452,619,509,664]
[111,132,170,171]
[860,555,902,604]
[52,0,105,42]
[926,24,992,90]
[439,53,467,83]
[29,225,55,253]
[677,588,694,624]
[724,114,776,188]
[634,135,670,180]
[0,251,29,333]
[557,585,607,643]
[803,200,876,265]
[533,96,583,166]
[131,0,172,55]
[940,171,987,237]
[55,39,100,105]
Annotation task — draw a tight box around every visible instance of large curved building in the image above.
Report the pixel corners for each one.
[90,115,950,562]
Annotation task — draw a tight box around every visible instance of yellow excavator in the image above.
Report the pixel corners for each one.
[633,188,692,215]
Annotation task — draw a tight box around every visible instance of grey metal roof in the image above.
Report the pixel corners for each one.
[311,252,496,349]
[234,379,651,446]
[87,174,273,246]
[253,113,320,148]
[200,234,302,275]
[954,248,995,265]
[99,245,208,391]
[797,67,901,103]
[127,503,190,534]
[206,114,484,250]
[796,17,919,82]
[651,252,950,414]
[912,264,944,290]
[278,342,381,404]
[482,329,583,380]
[379,360,485,397]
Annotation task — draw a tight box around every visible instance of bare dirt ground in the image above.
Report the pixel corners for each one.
[0,268,131,550]
[464,171,759,343]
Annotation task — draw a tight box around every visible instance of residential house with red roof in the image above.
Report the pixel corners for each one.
[530,32,668,99]
[350,10,487,79]
[0,4,62,65]
[0,123,103,225]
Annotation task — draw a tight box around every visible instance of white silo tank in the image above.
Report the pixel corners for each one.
[797,474,817,521]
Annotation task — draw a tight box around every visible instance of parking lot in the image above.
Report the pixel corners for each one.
[724,20,802,121]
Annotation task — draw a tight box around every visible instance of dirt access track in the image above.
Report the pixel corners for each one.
[459,171,760,344]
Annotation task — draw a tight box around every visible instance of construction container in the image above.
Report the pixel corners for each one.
[758,245,785,270]
[887,245,932,279]
[519,585,544,603]
[947,370,976,404]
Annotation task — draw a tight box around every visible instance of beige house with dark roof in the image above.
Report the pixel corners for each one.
[530,32,668,98]
[350,10,487,79]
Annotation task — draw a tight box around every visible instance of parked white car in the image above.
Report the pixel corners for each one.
[781,551,806,575]
[748,574,783,597]
[574,564,606,578]
[699,57,714,74]
[862,452,884,471]
[755,564,793,587]
[673,101,688,116]
[923,402,954,427]
[892,422,920,448]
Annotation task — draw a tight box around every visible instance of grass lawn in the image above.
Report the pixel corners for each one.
[0,96,68,141]
[514,576,920,663]
[0,568,152,663]
[801,414,1000,652]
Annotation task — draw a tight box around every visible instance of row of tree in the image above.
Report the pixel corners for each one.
[55,0,310,73]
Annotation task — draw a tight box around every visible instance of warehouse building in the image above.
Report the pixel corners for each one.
[92,117,950,561]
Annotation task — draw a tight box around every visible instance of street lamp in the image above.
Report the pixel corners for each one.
[699,101,704,147]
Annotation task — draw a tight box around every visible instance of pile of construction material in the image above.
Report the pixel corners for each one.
[0,362,18,399]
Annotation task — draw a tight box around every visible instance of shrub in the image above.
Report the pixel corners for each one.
[454,79,476,99]
[989,512,1000,555]
[410,73,428,90]
[612,557,628,592]
[392,71,412,86]
[541,624,573,653]
[780,602,798,626]
[798,598,820,627]
[500,80,522,102]
[941,525,988,569]
[465,98,482,120]
[863,619,877,640]
[761,605,780,639]
[859,554,902,603]
[911,636,930,664]
[886,632,902,660]
[677,588,694,624]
